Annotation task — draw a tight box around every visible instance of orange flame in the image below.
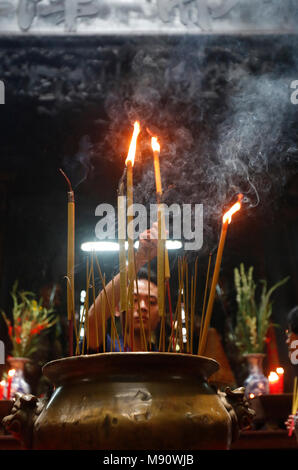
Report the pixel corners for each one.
[268,371,279,384]
[151,136,160,153]
[8,369,16,378]
[223,194,243,225]
[125,121,140,167]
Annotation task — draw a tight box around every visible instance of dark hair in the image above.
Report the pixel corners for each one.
[137,266,157,287]
[287,306,298,334]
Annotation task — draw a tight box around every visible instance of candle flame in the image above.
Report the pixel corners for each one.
[268,371,279,383]
[0,380,5,386]
[151,136,160,153]
[223,193,243,224]
[249,393,255,399]
[8,369,16,378]
[276,367,284,375]
[125,121,140,167]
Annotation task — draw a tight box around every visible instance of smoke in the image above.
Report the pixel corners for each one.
[95,34,298,250]
[62,135,94,189]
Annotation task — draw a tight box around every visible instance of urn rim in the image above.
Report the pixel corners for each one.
[42,352,219,385]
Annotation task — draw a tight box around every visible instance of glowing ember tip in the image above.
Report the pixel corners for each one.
[223,193,243,225]
[151,137,160,153]
[125,121,140,167]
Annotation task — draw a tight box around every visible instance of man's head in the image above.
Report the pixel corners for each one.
[286,306,298,364]
[132,267,160,334]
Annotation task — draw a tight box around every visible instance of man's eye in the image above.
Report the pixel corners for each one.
[150,299,157,305]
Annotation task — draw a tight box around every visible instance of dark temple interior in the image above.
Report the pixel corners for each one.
[0,31,298,392]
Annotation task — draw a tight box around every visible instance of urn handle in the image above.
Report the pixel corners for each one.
[218,386,256,442]
[2,392,46,449]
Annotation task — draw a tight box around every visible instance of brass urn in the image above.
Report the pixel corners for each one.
[2,352,254,450]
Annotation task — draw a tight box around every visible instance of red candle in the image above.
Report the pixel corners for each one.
[276,367,284,393]
[268,371,280,394]
[6,369,16,400]
[0,380,5,400]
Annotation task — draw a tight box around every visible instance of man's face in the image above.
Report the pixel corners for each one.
[132,279,160,333]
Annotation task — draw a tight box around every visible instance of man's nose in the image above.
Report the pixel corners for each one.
[139,299,148,312]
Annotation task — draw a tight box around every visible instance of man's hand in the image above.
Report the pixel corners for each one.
[135,222,158,270]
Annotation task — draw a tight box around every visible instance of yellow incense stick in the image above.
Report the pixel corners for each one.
[118,172,127,313]
[94,255,122,352]
[133,253,148,351]
[184,258,190,353]
[90,252,99,352]
[292,377,298,414]
[198,252,212,352]
[77,257,92,355]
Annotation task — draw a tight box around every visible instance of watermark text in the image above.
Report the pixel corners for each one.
[0,341,5,364]
[95,200,203,251]
[0,80,4,104]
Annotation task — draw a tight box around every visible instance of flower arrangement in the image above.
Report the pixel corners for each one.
[234,263,289,355]
[1,281,57,358]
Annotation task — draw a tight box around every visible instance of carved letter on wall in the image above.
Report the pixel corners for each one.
[157,0,239,30]
[18,0,41,32]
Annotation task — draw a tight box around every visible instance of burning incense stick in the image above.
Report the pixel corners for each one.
[59,168,75,357]
[198,194,243,356]
[151,136,170,279]
[126,121,140,351]
[157,202,166,351]
[118,168,127,315]
[151,136,170,352]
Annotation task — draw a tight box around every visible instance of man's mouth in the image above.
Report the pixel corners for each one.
[134,316,148,323]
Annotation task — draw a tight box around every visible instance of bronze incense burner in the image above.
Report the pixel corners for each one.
[2,352,254,450]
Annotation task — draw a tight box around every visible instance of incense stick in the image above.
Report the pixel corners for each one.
[167,290,181,352]
[93,255,122,352]
[133,252,148,351]
[289,377,298,436]
[59,168,75,357]
[191,257,198,355]
[177,258,184,352]
[77,258,92,355]
[86,255,90,352]
[198,252,212,355]
[148,256,152,351]
[167,279,174,351]
[190,276,194,355]
[111,277,115,352]
[184,258,190,353]
[64,275,78,355]
[90,252,100,352]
